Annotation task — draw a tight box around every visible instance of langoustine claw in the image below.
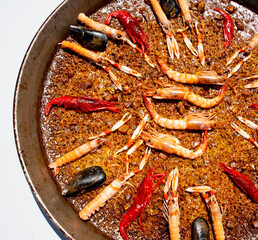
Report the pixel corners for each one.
[143,95,218,130]
[79,148,151,220]
[177,0,205,64]
[78,13,154,67]
[231,117,258,148]
[219,163,258,203]
[156,57,228,85]
[243,75,258,88]
[144,83,228,108]
[186,186,225,240]
[149,0,180,60]
[105,11,149,55]
[226,32,258,77]
[119,167,167,240]
[45,95,120,116]
[141,130,208,159]
[163,168,180,240]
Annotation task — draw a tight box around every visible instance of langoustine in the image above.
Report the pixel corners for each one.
[156,57,227,85]
[79,148,151,220]
[177,0,205,65]
[119,167,166,240]
[78,13,154,67]
[186,186,225,240]
[163,168,180,240]
[141,130,208,159]
[149,0,179,60]
[61,41,141,91]
[144,83,228,108]
[143,95,217,130]
[49,138,106,176]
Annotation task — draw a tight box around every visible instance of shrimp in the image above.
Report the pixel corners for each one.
[156,57,227,85]
[79,148,151,220]
[89,113,132,140]
[186,186,225,240]
[143,95,217,130]
[115,114,149,155]
[163,168,180,240]
[149,0,179,60]
[141,130,208,159]
[226,33,258,77]
[144,84,227,108]
[78,13,154,68]
[49,138,106,176]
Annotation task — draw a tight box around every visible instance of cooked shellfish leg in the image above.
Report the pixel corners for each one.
[230,122,258,148]
[237,116,258,132]
[79,147,151,220]
[115,114,149,155]
[78,13,155,68]
[149,0,179,60]
[243,75,258,88]
[177,27,198,56]
[227,53,252,78]
[89,113,132,140]
[195,21,205,66]
[163,168,180,240]
[226,33,258,77]
[186,186,225,240]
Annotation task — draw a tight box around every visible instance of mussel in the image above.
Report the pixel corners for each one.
[160,0,180,19]
[70,25,108,52]
[62,166,106,196]
[192,217,210,240]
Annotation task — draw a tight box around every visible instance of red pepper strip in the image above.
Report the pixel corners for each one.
[45,96,120,116]
[250,103,258,110]
[105,10,149,55]
[220,163,258,203]
[214,8,233,49]
[119,168,166,240]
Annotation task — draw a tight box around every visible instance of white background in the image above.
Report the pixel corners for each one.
[1,0,65,239]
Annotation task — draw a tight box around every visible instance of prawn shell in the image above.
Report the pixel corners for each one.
[70,25,108,52]
[192,217,210,240]
[160,0,180,19]
[62,166,106,196]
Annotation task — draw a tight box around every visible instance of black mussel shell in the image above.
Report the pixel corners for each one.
[160,0,180,19]
[70,25,108,52]
[192,217,210,240]
[62,166,106,196]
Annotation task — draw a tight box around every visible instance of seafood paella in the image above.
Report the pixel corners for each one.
[40,0,257,239]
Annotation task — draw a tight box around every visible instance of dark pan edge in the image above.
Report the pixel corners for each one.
[13,0,109,239]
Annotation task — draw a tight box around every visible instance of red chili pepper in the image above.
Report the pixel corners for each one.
[105,10,149,55]
[119,168,166,240]
[44,96,120,116]
[250,103,258,110]
[214,8,234,49]
[220,163,258,203]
